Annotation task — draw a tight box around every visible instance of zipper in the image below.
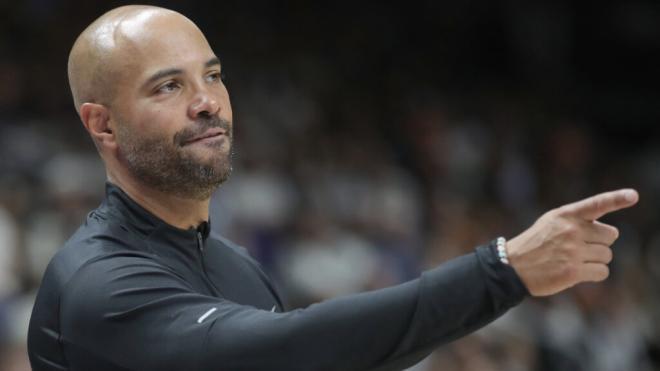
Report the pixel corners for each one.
[197,231,223,296]
[197,231,204,252]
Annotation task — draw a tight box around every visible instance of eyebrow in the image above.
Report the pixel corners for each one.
[205,56,221,68]
[143,57,222,87]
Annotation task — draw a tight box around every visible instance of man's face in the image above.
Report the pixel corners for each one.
[109,12,233,200]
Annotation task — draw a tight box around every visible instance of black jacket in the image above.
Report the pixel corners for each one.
[28,182,528,371]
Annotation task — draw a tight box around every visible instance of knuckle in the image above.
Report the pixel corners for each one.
[562,223,579,238]
[604,248,613,264]
[549,208,562,217]
[593,197,604,212]
[598,265,610,281]
[541,209,557,221]
[610,226,620,240]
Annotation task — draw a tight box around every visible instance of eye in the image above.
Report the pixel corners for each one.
[156,81,180,94]
[206,71,226,83]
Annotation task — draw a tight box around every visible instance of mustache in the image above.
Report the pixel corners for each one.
[174,116,232,146]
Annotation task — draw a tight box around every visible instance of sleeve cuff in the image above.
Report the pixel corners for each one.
[475,241,530,310]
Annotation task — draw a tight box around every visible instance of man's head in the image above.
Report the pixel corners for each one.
[69,5,233,200]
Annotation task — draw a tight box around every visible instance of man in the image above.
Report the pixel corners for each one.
[27,5,638,371]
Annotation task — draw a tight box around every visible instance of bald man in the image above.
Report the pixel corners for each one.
[27,5,639,371]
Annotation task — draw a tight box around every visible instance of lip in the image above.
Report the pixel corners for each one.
[184,128,226,145]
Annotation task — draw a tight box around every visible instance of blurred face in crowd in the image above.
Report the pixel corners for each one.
[71,7,233,200]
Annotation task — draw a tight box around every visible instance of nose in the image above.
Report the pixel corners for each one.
[187,87,220,119]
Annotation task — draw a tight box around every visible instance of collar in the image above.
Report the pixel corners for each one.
[102,181,211,243]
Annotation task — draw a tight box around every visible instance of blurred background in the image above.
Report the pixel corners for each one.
[1,0,659,370]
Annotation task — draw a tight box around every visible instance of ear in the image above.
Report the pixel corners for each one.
[80,103,118,151]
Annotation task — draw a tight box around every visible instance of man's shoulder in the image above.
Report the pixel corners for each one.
[44,211,153,287]
[29,210,161,357]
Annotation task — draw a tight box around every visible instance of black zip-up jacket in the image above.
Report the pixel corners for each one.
[28,182,528,371]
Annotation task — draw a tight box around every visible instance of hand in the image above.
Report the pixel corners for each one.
[507,189,639,296]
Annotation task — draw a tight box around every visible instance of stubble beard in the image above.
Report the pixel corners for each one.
[116,116,233,201]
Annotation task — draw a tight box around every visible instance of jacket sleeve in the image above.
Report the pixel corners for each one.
[60,245,528,371]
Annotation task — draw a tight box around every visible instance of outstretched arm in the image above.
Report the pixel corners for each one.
[57,189,638,371]
[59,245,525,371]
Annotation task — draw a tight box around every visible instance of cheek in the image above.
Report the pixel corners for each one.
[224,104,233,122]
[135,106,187,141]
[113,89,186,144]
[219,86,233,116]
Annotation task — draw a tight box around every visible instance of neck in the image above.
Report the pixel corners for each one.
[108,170,210,230]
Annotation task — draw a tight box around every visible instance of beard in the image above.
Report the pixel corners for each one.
[116,115,233,201]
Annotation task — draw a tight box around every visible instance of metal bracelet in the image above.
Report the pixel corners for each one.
[496,236,509,265]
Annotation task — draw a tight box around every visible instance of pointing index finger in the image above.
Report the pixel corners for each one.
[559,189,639,221]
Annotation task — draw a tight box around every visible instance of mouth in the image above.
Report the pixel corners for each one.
[183,128,226,146]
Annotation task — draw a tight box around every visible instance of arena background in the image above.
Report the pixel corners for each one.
[1,0,659,369]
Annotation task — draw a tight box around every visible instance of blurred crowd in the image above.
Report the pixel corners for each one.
[1,0,659,370]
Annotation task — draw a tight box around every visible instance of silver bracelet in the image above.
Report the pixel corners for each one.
[496,236,509,265]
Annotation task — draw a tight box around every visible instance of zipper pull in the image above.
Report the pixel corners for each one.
[197,231,204,252]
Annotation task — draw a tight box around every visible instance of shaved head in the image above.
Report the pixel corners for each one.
[68,5,198,112]
[69,5,234,200]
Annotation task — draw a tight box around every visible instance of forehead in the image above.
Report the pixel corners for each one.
[114,12,216,81]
